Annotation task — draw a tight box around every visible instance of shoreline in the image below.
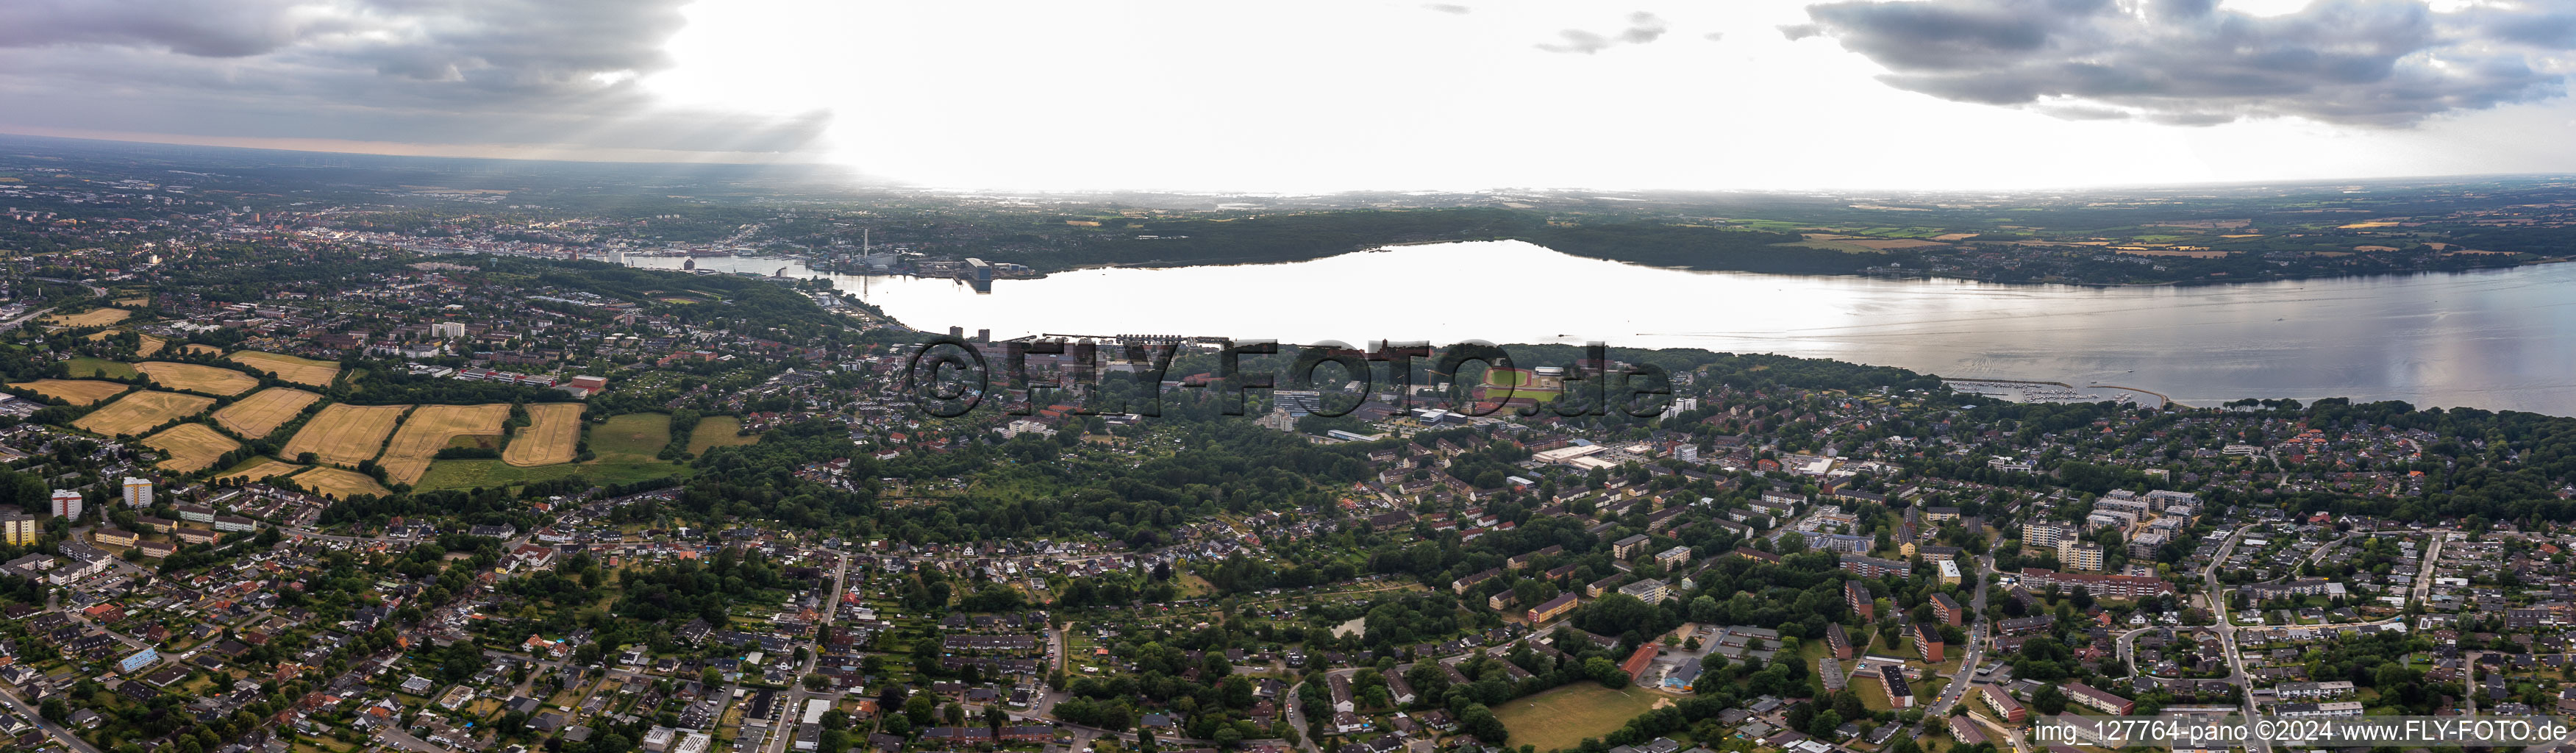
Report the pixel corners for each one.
[780,239,2557,290]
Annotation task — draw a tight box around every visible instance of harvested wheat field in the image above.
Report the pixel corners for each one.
[502,403,583,466]
[219,458,306,483]
[291,466,393,499]
[226,351,340,387]
[178,343,222,357]
[143,423,242,472]
[379,404,510,485]
[136,334,168,357]
[74,390,215,436]
[45,308,129,327]
[280,403,409,467]
[212,388,321,439]
[113,296,151,307]
[10,379,130,406]
[135,361,260,396]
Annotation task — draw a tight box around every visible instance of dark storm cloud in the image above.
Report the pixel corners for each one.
[1783,0,2576,126]
[1538,12,1669,53]
[0,0,829,155]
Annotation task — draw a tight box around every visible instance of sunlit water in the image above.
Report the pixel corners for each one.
[630,241,2576,415]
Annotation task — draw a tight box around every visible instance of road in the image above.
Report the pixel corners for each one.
[1924,554,1994,718]
[765,549,854,753]
[31,277,107,297]
[2203,524,2272,753]
[0,682,105,753]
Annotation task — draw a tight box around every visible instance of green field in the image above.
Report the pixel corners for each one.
[591,413,671,462]
[64,357,137,379]
[685,415,761,454]
[1493,684,1667,752]
[415,457,685,491]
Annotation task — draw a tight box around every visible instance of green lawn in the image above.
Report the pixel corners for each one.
[65,357,136,378]
[685,415,761,454]
[1493,683,1667,753]
[416,457,685,491]
[590,413,671,461]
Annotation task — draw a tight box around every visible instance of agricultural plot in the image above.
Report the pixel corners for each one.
[379,404,510,485]
[45,308,129,327]
[112,296,151,307]
[502,404,582,467]
[211,388,321,439]
[64,357,137,379]
[218,457,306,483]
[10,379,130,406]
[291,466,393,499]
[177,344,222,356]
[74,390,215,436]
[280,403,410,467]
[591,413,671,461]
[226,351,341,387]
[137,334,168,357]
[135,362,260,396]
[143,423,242,472]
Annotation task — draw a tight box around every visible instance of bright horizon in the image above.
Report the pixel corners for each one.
[5,0,2574,193]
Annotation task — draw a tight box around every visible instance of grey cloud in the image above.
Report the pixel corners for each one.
[0,0,824,156]
[1538,11,1669,54]
[1786,0,2576,126]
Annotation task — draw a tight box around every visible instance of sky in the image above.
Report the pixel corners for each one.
[4,0,2576,192]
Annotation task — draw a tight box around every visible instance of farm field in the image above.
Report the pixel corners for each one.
[212,388,321,439]
[1492,684,1668,753]
[10,379,129,406]
[74,390,215,436]
[686,415,762,454]
[502,404,582,466]
[112,296,150,307]
[292,466,393,499]
[45,308,129,327]
[227,351,341,387]
[418,457,683,492]
[143,423,243,472]
[178,343,222,356]
[379,404,510,485]
[591,413,671,461]
[218,457,307,483]
[64,357,138,379]
[137,334,168,357]
[280,403,411,467]
[135,361,260,396]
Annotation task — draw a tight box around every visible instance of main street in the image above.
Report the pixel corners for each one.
[0,682,105,753]
[2203,524,2272,753]
[1924,554,1994,718]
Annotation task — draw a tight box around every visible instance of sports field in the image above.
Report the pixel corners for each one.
[226,351,340,387]
[10,379,130,406]
[212,388,321,439]
[379,403,510,485]
[1492,684,1669,753]
[502,403,582,466]
[280,403,410,467]
[686,415,762,454]
[143,423,242,472]
[292,466,393,498]
[218,457,307,483]
[45,308,129,327]
[74,390,215,436]
[135,361,260,396]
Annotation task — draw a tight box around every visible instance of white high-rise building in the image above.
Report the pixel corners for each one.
[49,489,81,520]
[430,321,468,339]
[122,477,152,508]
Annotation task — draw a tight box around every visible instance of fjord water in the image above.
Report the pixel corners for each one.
[634,240,2576,415]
